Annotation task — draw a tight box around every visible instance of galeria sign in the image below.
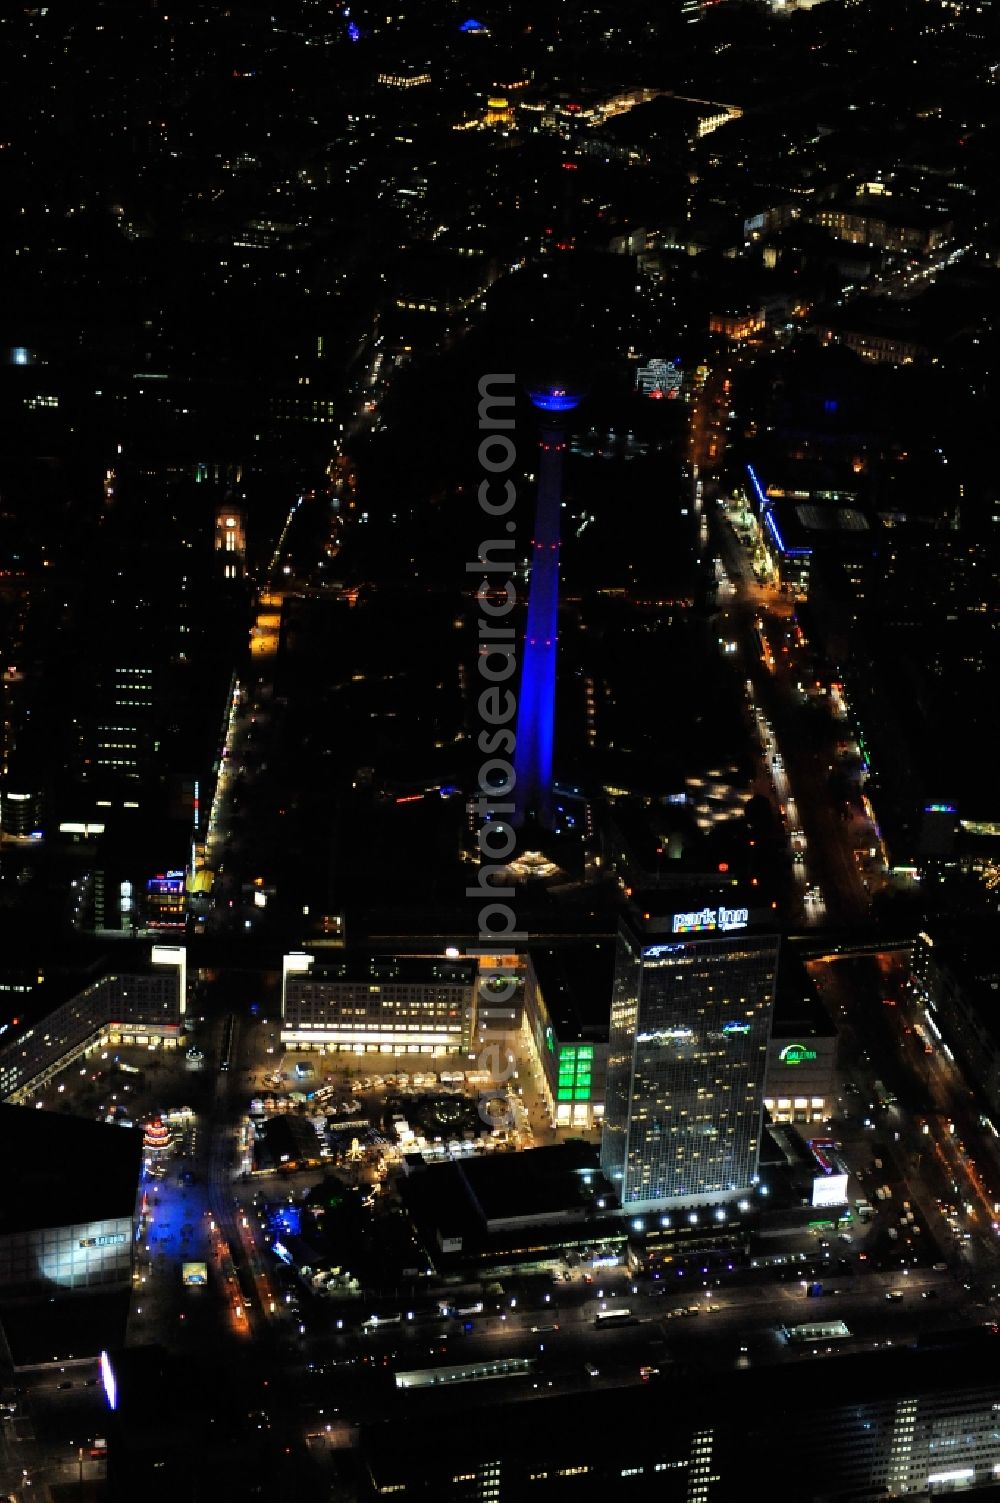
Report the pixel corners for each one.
[779,1043,817,1065]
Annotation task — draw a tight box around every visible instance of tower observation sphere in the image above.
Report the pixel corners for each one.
[527,386,586,414]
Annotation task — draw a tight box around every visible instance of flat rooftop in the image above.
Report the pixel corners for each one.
[925,938,1000,1049]
[457,1142,604,1224]
[401,1142,611,1249]
[529,943,615,1039]
[361,1329,1000,1485]
[819,197,952,230]
[772,955,837,1040]
[625,890,778,938]
[0,1290,130,1367]
[293,953,477,986]
[765,496,874,557]
[749,455,865,504]
[0,1104,143,1235]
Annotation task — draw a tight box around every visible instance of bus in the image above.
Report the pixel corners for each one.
[753,619,774,670]
[873,1080,897,1109]
[219,1014,235,1073]
[362,1313,401,1331]
[595,1308,634,1328]
[782,1321,851,1344]
[809,1212,852,1234]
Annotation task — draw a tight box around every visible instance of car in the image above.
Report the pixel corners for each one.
[584,1362,600,1378]
[932,1262,948,1272]
[922,1289,938,1300]
[885,1291,903,1302]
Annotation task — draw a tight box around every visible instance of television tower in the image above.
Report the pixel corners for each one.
[513,385,584,829]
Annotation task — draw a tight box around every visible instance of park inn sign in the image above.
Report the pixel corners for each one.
[671,905,749,935]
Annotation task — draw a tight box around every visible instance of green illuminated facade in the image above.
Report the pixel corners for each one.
[556,1045,594,1103]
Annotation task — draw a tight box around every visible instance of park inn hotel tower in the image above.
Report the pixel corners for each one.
[601,898,778,1212]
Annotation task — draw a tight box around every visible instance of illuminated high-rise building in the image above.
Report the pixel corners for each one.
[513,385,584,828]
[214,505,246,581]
[601,899,778,1211]
[94,665,155,781]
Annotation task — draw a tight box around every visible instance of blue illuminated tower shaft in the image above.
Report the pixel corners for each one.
[514,424,566,828]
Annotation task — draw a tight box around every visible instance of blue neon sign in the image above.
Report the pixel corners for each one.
[746,463,769,512]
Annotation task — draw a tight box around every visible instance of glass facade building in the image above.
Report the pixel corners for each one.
[601,911,778,1210]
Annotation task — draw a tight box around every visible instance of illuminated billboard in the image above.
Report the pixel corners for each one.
[636,358,682,399]
[812,1172,849,1209]
[100,1349,117,1411]
[147,870,186,930]
[182,1262,208,1286]
[670,905,749,936]
[779,1043,818,1065]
